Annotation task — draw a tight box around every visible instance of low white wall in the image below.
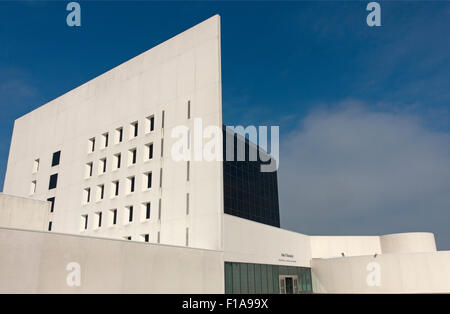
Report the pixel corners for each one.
[310,236,381,259]
[311,251,450,293]
[380,232,436,254]
[223,214,311,267]
[0,227,224,293]
[310,232,437,258]
[0,193,49,231]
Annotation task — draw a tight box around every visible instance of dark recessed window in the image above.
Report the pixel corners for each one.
[145,202,151,219]
[146,172,152,189]
[89,138,95,152]
[112,209,117,225]
[99,184,105,200]
[150,116,154,131]
[49,174,58,190]
[128,206,133,222]
[144,234,149,242]
[48,221,52,232]
[131,121,138,138]
[114,181,119,196]
[103,133,109,148]
[83,215,88,230]
[116,127,123,143]
[47,197,55,213]
[116,154,121,169]
[51,151,61,167]
[129,176,135,193]
[147,143,153,160]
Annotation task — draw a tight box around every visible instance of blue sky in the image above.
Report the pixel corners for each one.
[1,1,450,248]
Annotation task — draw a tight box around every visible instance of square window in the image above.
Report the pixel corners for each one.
[101,133,109,149]
[113,153,121,170]
[30,180,37,194]
[125,206,133,224]
[99,158,107,174]
[143,172,152,190]
[48,174,58,190]
[141,202,151,221]
[130,121,138,138]
[129,148,137,166]
[88,137,95,153]
[47,197,55,213]
[81,215,88,231]
[141,234,150,243]
[83,188,91,204]
[94,212,102,229]
[145,143,153,160]
[145,115,155,133]
[110,209,118,226]
[127,176,135,193]
[86,162,93,178]
[115,127,123,144]
[97,184,105,201]
[52,151,61,167]
[111,180,119,197]
[32,158,39,173]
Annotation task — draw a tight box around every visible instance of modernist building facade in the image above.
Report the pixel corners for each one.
[1,15,450,294]
[4,14,225,250]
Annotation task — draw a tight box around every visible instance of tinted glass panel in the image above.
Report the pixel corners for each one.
[51,151,61,167]
[48,174,58,190]
[224,262,313,294]
[223,127,280,227]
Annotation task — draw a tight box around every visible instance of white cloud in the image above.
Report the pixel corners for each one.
[279,103,450,249]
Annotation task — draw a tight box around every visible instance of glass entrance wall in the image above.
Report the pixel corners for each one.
[225,262,312,294]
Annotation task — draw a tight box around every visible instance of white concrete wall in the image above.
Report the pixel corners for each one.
[223,214,312,267]
[311,251,450,293]
[310,236,381,259]
[0,227,224,293]
[310,232,437,259]
[0,194,50,231]
[380,232,437,254]
[3,15,224,250]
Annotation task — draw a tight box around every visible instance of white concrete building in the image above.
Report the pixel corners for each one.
[1,15,450,294]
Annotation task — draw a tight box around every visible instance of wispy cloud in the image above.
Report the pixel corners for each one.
[279,102,450,250]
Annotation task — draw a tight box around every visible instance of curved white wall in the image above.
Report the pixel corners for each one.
[380,232,436,254]
[311,251,450,293]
